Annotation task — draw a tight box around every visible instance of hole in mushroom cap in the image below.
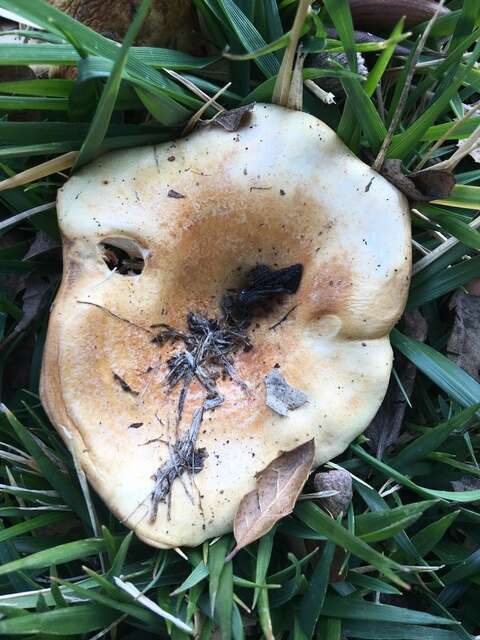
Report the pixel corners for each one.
[99,237,145,276]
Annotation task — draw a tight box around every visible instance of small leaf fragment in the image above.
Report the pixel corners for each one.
[264,369,308,416]
[227,439,315,560]
[210,103,255,132]
[167,189,185,199]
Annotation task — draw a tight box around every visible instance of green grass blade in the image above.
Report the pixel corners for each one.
[0,604,118,635]
[347,573,402,595]
[411,511,461,558]
[0,404,90,527]
[297,540,335,638]
[321,595,458,626]
[391,329,480,408]
[0,513,66,544]
[217,0,280,77]
[294,502,408,587]
[390,404,480,470]
[0,539,107,577]
[351,444,480,503]
[342,620,461,639]
[74,0,151,168]
[170,562,209,596]
[208,536,230,617]
[434,184,480,209]
[354,501,438,543]
[417,204,480,251]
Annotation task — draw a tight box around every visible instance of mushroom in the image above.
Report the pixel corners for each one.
[40,103,411,548]
[47,0,195,48]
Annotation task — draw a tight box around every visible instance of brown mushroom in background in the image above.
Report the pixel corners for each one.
[348,0,450,31]
[48,0,197,49]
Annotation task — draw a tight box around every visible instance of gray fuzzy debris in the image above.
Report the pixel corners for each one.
[314,469,353,517]
[264,369,308,416]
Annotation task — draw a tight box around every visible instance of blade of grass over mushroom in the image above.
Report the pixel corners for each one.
[294,502,408,587]
[449,0,480,52]
[323,0,357,146]
[323,0,357,71]
[405,28,480,113]
[222,30,297,62]
[73,0,151,169]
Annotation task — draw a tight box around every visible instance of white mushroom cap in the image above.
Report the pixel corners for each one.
[40,103,411,548]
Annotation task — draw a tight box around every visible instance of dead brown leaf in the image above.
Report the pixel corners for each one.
[226,439,315,561]
[366,309,428,458]
[0,274,54,351]
[410,169,456,200]
[379,159,456,202]
[23,231,60,261]
[210,103,255,132]
[447,290,480,382]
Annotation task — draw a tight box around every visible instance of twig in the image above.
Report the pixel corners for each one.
[76,300,154,334]
[269,304,299,330]
[164,68,224,112]
[287,45,306,111]
[373,0,445,172]
[182,82,232,136]
[428,123,480,172]
[304,79,336,105]
[272,0,313,107]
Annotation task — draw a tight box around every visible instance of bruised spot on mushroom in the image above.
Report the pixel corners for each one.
[128,422,144,429]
